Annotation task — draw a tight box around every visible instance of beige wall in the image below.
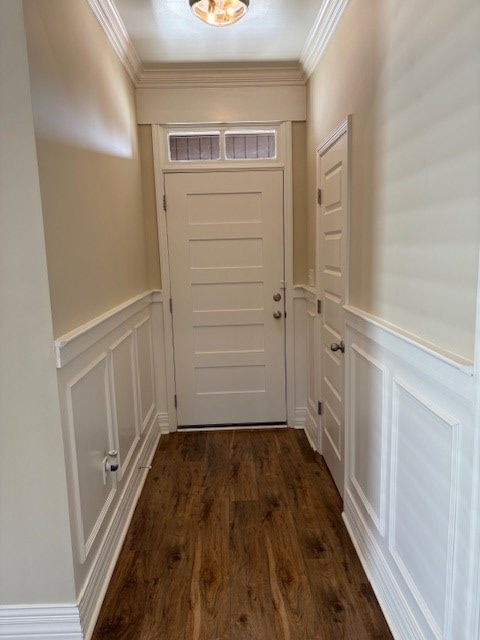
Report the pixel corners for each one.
[306,0,480,360]
[0,1,75,605]
[138,125,162,288]
[292,121,308,284]
[24,0,150,338]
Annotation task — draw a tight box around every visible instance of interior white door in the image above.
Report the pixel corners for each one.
[318,131,348,496]
[165,170,286,427]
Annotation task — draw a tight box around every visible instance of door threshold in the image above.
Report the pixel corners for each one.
[177,422,287,432]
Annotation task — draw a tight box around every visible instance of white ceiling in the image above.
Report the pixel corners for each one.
[112,0,324,65]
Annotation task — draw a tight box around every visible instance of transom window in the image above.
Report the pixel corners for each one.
[167,128,277,163]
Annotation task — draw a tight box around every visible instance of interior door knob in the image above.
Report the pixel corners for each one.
[273,293,282,301]
[273,311,282,319]
[330,341,345,353]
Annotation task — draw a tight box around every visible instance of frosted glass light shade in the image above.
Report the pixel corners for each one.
[189,0,249,26]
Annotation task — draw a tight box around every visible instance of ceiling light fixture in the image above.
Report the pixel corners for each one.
[189,0,249,27]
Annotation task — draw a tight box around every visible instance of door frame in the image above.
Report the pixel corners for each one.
[152,121,295,431]
[315,115,352,459]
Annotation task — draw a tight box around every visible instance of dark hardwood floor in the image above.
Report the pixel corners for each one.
[92,429,393,640]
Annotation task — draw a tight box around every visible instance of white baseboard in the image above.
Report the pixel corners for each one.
[294,407,307,429]
[78,415,161,640]
[157,412,170,434]
[0,605,82,639]
[343,497,424,640]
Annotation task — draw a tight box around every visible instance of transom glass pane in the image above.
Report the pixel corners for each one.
[169,133,220,161]
[225,131,276,160]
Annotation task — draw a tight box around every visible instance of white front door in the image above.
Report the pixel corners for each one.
[318,130,348,496]
[165,170,286,428]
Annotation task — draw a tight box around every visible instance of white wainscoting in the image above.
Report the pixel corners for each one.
[293,285,320,450]
[54,290,169,640]
[343,306,477,640]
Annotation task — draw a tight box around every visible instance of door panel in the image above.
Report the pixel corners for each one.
[319,132,348,496]
[165,170,286,427]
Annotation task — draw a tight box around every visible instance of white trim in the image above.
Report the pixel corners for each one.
[283,122,296,428]
[133,316,156,433]
[316,117,349,155]
[78,418,160,640]
[343,499,425,640]
[162,122,285,168]
[303,419,319,452]
[54,290,161,368]
[152,121,295,430]
[466,252,480,640]
[158,412,170,434]
[294,407,307,429]
[0,605,82,639]
[349,343,388,537]
[152,126,178,431]
[389,377,461,640]
[86,0,142,84]
[300,0,351,78]
[296,284,317,299]
[345,305,474,375]
[138,65,306,89]
[84,0,350,90]
[108,330,140,482]
[65,353,116,564]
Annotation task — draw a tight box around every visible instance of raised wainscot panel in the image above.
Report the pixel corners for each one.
[349,343,387,536]
[389,378,460,640]
[135,316,155,432]
[66,354,116,563]
[109,330,139,480]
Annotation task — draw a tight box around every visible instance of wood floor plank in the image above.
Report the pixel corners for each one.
[230,500,277,640]
[229,431,259,502]
[92,429,394,640]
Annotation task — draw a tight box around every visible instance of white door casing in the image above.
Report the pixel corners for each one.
[317,119,350,496]
[165,170,286,427]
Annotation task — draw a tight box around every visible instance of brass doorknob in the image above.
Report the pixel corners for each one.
[330,341,345,353]
[273,311,282,319]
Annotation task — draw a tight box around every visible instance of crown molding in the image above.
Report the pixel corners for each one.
[86,0,143,84]
[85,0,346,89]
[137,65,306,89]
[300,0,351,78]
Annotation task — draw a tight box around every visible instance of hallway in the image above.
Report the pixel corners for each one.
[92,429,393,639]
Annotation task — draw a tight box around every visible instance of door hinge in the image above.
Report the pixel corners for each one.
[169,298,173,314]
[318,401,323,416]
[174,394,177,409]
[317,188,322,205]
[163,194,167,212]
[317,299,322,314]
